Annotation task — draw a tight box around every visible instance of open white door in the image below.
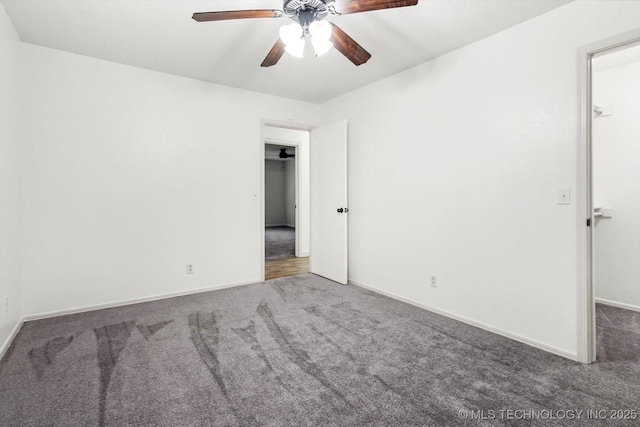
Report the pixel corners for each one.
[310,120,348,284]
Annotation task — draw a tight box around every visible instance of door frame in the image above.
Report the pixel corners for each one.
[259,120,313,281]
[576,29,640,364]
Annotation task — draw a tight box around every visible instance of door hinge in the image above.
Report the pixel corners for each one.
[586,218,591,227]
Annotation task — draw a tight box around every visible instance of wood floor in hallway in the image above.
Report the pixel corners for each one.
[265,257,309,280]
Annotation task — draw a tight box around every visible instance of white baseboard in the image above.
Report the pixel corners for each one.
[348,279,578,362]
[595,298,640,313]
[23,279,261,322]
[0,319,24,362]
[298,252,310,257]
[2,279,263,360]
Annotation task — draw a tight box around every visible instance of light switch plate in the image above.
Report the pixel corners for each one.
[558,189,571,205]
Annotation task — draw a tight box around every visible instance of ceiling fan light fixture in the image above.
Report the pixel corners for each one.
[309,20,331,41]
[285,41,305,58]
[279,22,303,45]
[279,22,305,58]
[311,38,333,57]
[309,20,333,56]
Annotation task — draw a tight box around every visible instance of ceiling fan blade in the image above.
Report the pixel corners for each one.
[261,39,286,67]
[332,0,418,15]
[330,23,371,66]
[192,10,283,22]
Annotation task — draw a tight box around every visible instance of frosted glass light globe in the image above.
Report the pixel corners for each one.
[311,38,333,57]
[309,21,332,41]
[309,21,332,57]
[279,23,303,46]
[279,22,305,58]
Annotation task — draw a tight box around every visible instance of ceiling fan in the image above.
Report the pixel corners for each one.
[279,148,295,158]
[192,0,419,67]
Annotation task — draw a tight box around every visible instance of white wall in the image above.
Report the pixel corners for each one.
[264,126,310,256]
[593,58,640,311]
[0,2,22,354]
[320,0,640,358]
[285,159,295,226]
[265,159,287,226]
[16,42,318,317]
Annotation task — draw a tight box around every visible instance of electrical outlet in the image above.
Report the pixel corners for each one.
[186,264,194,275]
[4,296,8,312]
[430,275,438,288]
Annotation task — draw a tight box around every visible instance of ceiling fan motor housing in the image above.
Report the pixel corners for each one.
[283,0,331,27]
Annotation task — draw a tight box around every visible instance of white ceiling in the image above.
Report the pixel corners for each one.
[2,0,573,103]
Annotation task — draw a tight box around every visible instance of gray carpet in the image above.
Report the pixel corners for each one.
[0,275,639,426]
[596,303,640,363]
[265,226,295,260]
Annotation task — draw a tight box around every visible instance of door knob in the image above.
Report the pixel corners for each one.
[337,208,344,213]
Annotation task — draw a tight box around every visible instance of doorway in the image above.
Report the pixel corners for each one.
[591,42,640,362]
[263,126,311,280]
[260,120,349,283]
[578,30,640,363]
[265,144,296,258]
